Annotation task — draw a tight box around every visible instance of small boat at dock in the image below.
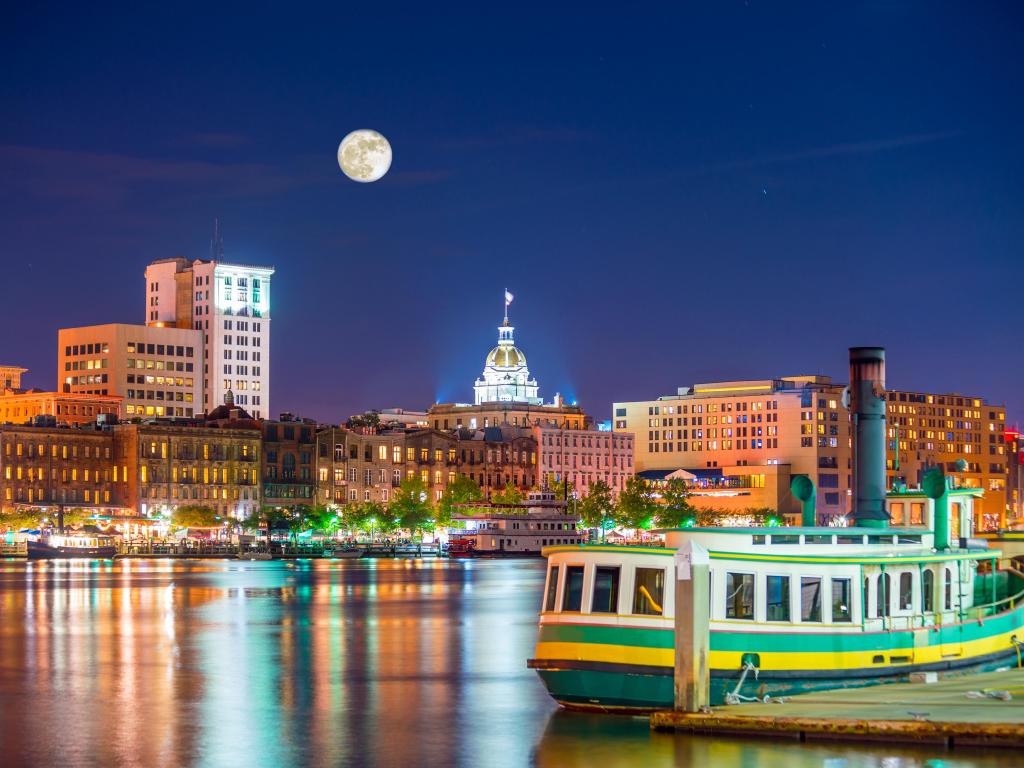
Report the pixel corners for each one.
[27,534,117,559]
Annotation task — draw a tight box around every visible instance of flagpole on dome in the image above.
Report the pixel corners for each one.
[504,289,514,326]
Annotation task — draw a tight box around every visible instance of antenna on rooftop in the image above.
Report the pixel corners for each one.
[211,218,224,260]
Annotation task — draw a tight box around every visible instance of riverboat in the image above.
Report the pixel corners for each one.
[527,526,1024,711]
[27,534,117,559]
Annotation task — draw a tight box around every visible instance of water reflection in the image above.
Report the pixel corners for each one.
[0,558,1014,768]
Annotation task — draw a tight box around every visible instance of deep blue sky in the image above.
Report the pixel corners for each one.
[2,3,1022,424]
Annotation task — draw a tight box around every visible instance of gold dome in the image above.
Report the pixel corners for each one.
[487,345,526,368]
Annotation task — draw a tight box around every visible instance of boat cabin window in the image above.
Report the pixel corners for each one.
[544,566,560,612]
[898,572,913,611]
[831,578,851,622]
[805,535,832,544]
[868,535,894,545]
[563,566,584,612]
[944,567,953,610]
[752,535,766,545]
[633,567,665,616]
[766,575,790,621]
[591,566,620,614]
[837,535,863,545]
[726,572,755,620]
[897,535,922,545]
[877,573,891,617]
[923,569,934,612]
[771,535,799,545]
[801,577,822,622]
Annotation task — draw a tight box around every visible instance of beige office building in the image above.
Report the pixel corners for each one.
[58,324,203,419]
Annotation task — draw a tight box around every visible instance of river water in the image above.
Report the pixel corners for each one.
[0,558,1014,767]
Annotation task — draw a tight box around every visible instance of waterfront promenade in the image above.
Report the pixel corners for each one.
[652,668,1024,747]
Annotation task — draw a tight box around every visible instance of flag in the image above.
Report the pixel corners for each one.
[505,290,514,306]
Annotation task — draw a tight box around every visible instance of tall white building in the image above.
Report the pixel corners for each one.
[144,242,273,418]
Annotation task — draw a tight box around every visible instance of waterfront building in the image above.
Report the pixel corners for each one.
[1005,428,1023,521]
[0,371,121,425]
[112,408,261,519]
[0,423,119,512]
[640,463,799,520]
[614,376,850,520]
[429,298,590,431]
[0,366,27,389]
[884,389,1007,528]
[58,323,202,419]
[453,425,537,494]
[144,248,273,418]
[534,425,634,497]
[262,414,317,511]
[314,427,458,506]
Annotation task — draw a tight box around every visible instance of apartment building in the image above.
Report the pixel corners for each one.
[534,425,634,497]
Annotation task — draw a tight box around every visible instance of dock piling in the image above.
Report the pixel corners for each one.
[674,540,711,713]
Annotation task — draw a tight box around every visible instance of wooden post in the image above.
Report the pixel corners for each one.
[674,540,711,712]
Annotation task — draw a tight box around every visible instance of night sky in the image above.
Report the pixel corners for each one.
[2,4,1022,425]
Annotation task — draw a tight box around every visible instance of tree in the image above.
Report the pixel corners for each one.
[0,508,44,531]
[492,482,525,505]
[390,478,433,535]
[655,477,698,529]
[436,476,483,526]
[547,476,575,500]
[171,504,221,529]
[614,477,657,530]
[577,480,613,529]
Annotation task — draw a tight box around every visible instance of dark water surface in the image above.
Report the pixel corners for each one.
[0,558,1015,767]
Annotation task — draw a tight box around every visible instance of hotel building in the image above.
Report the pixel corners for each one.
[144,255,273,418]
[614,376,851,519]
[58,324,202,419]
[885,389,1007,528]
[616,376,1009,528]
[534,425,634,498]
[0,389,121,426]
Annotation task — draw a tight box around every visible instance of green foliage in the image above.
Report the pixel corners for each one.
[577,480,613,529]
[491,482,525,505]
[0,508,45,530]
[614,476,657,530]
[390,478,433,534]
[436,476,483,525]
[547,476,575,500]
[346,411,381,432]
[654,478,697,529]
[692,507,780,527]
[171,504,222,529]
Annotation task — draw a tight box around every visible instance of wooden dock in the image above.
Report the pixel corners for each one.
[651,668,1024,748]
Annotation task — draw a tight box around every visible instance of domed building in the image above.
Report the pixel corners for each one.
[428,295,591,433]
[473,313,542,405]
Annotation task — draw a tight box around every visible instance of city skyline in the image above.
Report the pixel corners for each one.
[2,5,1022,425]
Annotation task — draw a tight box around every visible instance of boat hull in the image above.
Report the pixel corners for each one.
[27,541,117,559]
[529,601,1024,711]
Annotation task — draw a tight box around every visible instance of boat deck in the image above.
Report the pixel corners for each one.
[651,668,1024,747]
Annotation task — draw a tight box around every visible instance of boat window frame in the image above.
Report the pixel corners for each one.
[725,571,756,621]
[590,564,621,615]
[631,565,667,617]
[765,573,791,623]
[561,564,586,613]
[923,568,935,613]
[896,571,915,614]
[544,563,560,612]
[800,576,823,623]
[830,576,852,623]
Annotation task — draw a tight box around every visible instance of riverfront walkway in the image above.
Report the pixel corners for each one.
[651,668,1024,747]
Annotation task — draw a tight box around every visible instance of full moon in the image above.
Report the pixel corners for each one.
[337,129,392,183]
